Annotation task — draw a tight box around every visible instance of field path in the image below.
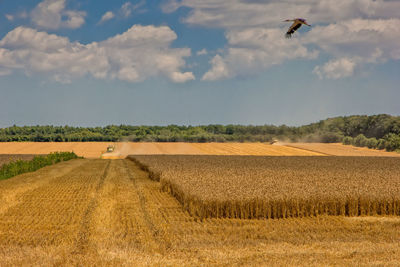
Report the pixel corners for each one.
[0,159,399,265]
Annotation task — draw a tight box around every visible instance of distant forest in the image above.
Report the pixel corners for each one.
[1,114,399,152]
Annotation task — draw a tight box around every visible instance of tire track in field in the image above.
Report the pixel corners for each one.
[73,160,111,255]
[122,160,171,252]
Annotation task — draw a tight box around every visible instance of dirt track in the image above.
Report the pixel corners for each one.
[0,158,399,265]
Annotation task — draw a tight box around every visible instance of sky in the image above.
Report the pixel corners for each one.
[0,0,399,127]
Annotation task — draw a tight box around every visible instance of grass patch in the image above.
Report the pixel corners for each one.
[0,152,79,180]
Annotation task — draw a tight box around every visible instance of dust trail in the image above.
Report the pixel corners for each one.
[101,140,134,159]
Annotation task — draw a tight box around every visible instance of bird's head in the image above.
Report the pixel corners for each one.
[298,18,311,26]
[284,19,294,22]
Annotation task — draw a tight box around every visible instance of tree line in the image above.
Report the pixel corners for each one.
[0,114,399,152]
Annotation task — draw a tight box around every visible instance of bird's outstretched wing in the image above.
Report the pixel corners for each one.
[286,21,302,38]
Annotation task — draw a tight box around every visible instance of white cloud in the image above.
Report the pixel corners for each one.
[0,25,194,83]
[170,71,195,83]
[121,1,146,18]
[165,0,400,27]
[202,55,229,81]
[203,28,318,80]
[31,0,86,29]
[306,19,400,78]
[313,58,356,79]
[5,14,14,21]
[163,0,400,80]
[196,48,208,55]
[121,2,133,17]
[99,11,115,24]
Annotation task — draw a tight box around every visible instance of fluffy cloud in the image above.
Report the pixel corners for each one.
[164,0,400,80]
[306,19,400,79]
[0,25,194,83]
[99,11,115,24]
[164,0,400,27]
[203,28,318,80]
[202,55,229,81]
[196,48,208,56]
[313,58,356,79]
[31,0,86,29]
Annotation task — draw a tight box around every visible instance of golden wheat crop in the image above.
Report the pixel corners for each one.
[287,143,400,157]
[125,142,324,156]
[130,155,400,220]
[0,142,114,158]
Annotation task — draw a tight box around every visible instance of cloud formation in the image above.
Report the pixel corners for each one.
[313,58,356,79]
[0,25,194,83]
[99,11,115,24]
[164,0,400,80]
[31,0,86,29]
[121,1,146,18]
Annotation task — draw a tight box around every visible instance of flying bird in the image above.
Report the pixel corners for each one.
[284,18,311,38]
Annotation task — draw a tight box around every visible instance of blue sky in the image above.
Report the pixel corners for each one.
[0,0,399,127]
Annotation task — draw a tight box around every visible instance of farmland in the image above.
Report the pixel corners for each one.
[3,141,399,159]
[0,158,399,265]
[0,142,114,158]
[287,143,400,157]
[130,155,400,219]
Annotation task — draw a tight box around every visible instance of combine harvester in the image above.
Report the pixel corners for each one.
[101,144,125,159]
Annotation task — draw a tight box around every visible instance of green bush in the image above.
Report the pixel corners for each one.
[366,138,378,149]
[383,133,400,152]
[377,139,386,150]
[353,134,368,147]
[0,152,78,180]
[342,136,353,145]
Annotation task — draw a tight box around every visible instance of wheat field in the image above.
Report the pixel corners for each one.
[130,155,400,220]
[0,142,114,158]
[1,142,398,159]
[0,158,399,265]
[287,143,400,157]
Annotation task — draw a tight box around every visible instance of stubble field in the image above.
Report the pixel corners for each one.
[2,141,398,158]
[0,158,399,265]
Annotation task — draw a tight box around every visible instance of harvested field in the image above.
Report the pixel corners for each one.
[2,142,394,158]
[0,142,114,158]
[130,155,400,219]
[287,143,400,157]
[0,154,40,167]
[0,158,399,265]
[104,142,324,157]
[190,142,323,155]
